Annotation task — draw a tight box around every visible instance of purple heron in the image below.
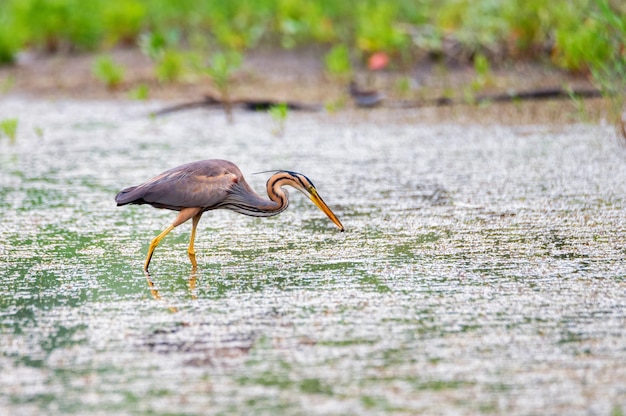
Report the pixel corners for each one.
[115,159,344,271]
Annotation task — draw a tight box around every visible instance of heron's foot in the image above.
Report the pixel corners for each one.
[144,247,156,273]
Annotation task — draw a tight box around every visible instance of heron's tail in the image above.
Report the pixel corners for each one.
[115,186,142,206]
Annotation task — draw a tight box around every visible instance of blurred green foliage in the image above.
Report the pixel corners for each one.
[205,51,243,121]
[155,50,185,83]
[92,55,125,89]
[0,118,18,143]
[128,84,150,100]
[356,2,409,54]
[139,30,186,82]
[205,50,242,90]
[0,0,623,95]
[585,0,626,122]
[324,44,352,77]
[269,102,288,137]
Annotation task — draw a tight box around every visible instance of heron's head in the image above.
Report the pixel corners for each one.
[275,171,345,231]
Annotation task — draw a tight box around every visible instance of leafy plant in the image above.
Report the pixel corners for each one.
[553,19,609,72]
[501,0,553,56]
[276,0,338,48]
[269,103,288,137]
[12,0,104,52]
[0,118,18,143]
[471,52,491,90]
[586,0,626,133]
[0,14,23,64]
[92,55,125,90]
[138,31,167,61]
[128,84,149,100]
[155,50,184,83]
[139,30,185,83]
[436,0,509,61]
[355,2,408,54]
[209,5,265,52]
[63,1,104,50]
[324,44,352,78]
[205,50,243,122]
[102,0,145,46]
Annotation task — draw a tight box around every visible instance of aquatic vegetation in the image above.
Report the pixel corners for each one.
[0,117,18,142]
[154,49,185,83]
[139,31,185,83]
[268,102,288,137]
[91,55,125,90]
[324,44,352,79]
[205,50,243,122]
[127,84,149,100]
[462,52,493,104]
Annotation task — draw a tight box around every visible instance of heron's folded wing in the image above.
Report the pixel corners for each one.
[135,168,236,210]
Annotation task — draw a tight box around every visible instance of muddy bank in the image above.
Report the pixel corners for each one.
[0,47,611,125]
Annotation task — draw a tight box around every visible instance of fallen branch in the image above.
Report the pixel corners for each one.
[394,86,604,108]
[151,94,322,117]
[152,86,604,117]
[476,86,603,103]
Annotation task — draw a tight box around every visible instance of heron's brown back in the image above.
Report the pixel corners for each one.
[115,159,248,211]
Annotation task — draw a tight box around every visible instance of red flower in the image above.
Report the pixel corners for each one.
[368,52,389,70]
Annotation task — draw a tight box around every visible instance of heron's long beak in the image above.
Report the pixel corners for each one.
[308,188,345,231]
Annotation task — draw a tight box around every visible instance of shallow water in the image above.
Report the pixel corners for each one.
[1,97,625,415]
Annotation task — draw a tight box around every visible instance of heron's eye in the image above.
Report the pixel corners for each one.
[308,186,315,193]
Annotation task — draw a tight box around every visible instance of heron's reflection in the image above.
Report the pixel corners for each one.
[144,268,199,312]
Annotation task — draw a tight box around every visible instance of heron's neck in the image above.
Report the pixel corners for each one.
[223,177,289,217]
[265,173,293,209]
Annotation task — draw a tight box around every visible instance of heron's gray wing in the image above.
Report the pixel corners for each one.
[116,160,243,210]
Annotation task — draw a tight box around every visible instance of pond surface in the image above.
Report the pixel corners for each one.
[1,97,625,415]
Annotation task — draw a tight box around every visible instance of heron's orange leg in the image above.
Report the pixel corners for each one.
[143,207,202,272]
[144,224,175,271]
[187,212,203,269]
